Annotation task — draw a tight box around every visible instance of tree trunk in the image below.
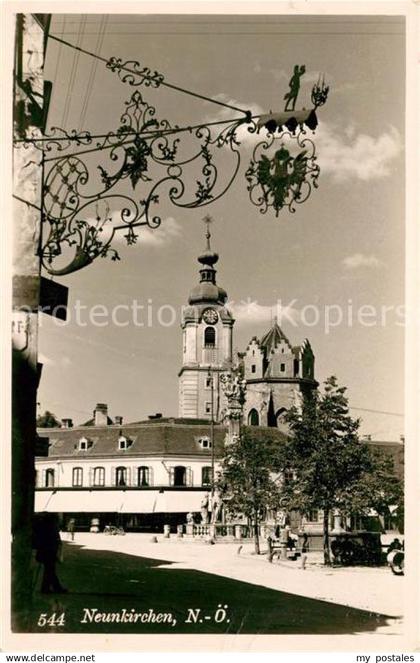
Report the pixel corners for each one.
[253,508,260,555]
[323,508,331,565]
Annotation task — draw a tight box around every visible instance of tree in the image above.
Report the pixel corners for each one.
[218,430,283,554]
[278,376,402,565]
[36,410,61,428]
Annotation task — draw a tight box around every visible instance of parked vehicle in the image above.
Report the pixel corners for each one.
[387,549,404,575]
[103,525,125,536]
[330,531,382,566]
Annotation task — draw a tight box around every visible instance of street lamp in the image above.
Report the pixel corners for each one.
[207,366,215,502]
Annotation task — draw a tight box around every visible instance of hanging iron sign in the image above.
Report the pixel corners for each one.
[15,63,329,275]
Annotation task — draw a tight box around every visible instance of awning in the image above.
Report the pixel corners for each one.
[34,490,208,514]
[35,490,125,513]
[153,491,208,514]
[119,491,158,514]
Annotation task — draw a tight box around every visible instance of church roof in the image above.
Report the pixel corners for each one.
[260,320,291,352]
[188,281,227,306]
[187,218,228,306]
[36,420,287,460]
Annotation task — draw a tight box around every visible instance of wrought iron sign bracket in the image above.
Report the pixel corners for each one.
[14,61,329,276]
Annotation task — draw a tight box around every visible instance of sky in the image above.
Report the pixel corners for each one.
[37,13,405,440]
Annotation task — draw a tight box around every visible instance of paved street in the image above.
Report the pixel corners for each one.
[25,533,403,635]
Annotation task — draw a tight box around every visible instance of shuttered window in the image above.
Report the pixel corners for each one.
[116,466,127,486]
[45,468,55,487]
[201,466,212,486]
[93,467,105,486]
[137,466,150,486]
[72,467,83,487]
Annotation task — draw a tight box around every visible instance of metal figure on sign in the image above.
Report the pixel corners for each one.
[284,65,306,111]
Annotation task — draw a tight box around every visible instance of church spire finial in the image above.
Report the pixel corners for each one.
[203,214,213,251]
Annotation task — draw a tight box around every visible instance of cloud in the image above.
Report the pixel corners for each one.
[316,121,402,182]
[131,216,182,247]
[203,96,402,182]
[229,298,300,325]
[92,215,182,248]
[342,253,383,270]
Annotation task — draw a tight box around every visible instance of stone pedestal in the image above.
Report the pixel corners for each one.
[186,523,194,536]
[234,524,243,540]
[163,524,170,538]
[331,509,345,535]
[176,524,183,538]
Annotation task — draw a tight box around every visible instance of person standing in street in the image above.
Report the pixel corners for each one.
[33,512,68,594]
[67,518,75,542]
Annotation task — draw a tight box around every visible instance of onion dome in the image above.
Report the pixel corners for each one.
[188,217,228,305]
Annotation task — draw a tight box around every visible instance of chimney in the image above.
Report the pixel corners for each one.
[363,434,372,441]
[61,418,73,429]
[94,403,108,426]
[400,434,405,443]
[115,415,123,426]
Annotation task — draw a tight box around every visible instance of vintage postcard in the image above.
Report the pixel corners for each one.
[2,0,419,654]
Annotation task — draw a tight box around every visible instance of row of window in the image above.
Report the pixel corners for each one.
[39,465,213,488]
[77,436,212,453]
[78,435,132,452]
[250,363,286,373]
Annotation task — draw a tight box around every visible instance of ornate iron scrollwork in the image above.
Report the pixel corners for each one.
[13,64,329,275]
[245,127,320,216]
[106,57,165,88]
[38,90,248,275]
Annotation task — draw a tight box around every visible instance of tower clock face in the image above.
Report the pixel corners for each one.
[202,308,218,325]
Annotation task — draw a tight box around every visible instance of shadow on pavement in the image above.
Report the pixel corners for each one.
[23,542,394,635]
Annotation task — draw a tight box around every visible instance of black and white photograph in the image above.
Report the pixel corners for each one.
[4,2,419,654]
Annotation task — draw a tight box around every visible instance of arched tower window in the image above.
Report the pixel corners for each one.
[204,326,216,348]
[248,409,259,426]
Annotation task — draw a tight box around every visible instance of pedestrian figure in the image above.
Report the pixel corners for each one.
[67,518,75,542]
[284,64,306,111]
[33,513,68,594]
[301,533,309,553]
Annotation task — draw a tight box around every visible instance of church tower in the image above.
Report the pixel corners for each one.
[178,217,234,421]
[241,318,318,430]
